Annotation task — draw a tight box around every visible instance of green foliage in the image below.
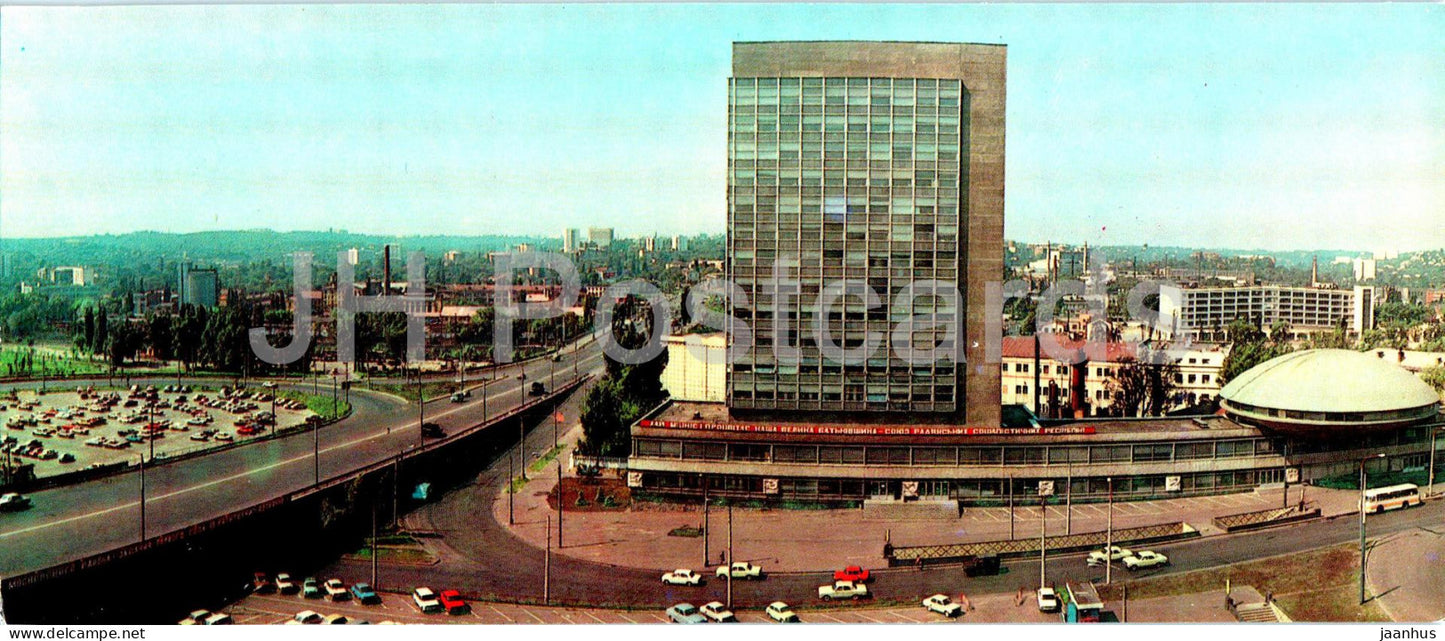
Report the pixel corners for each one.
[1220,316,1294,385]
[1421,365,1445,395]
[1374,301,1431,329]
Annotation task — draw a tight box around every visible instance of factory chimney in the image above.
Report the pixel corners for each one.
[383,245,392,294]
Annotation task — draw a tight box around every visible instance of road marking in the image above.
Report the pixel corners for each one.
[519,608,545,623]
[617,613,638,623]
[487,604,515,623]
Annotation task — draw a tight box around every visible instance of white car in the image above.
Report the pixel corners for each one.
[715,561,764,580]
[765,602,799,623]
[1037,587,1060,612]
[1086,545,1133,566]
[413,587,443,613]
[922,594,962,617]
[699,601,737,623]
[662,568,703,586]
[323,578,350,600]
[293,610,324,624]
[818,580,868,600]
[1122,550,1170,570]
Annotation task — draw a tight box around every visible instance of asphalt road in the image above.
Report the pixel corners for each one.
[0,339,605,578]
[343,445,1445,610]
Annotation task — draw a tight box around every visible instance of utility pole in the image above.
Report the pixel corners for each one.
[1429,427,1438,499]
[726,504,734,610]
[417,370,425,449]
[519,405,527,481]
[1359,458,1368,605]
[1008,475,1015,540]
[545,515,552,605]
[1066,464,1073,535]
[371,502,378,587]
[139,454,146,541]
[557,460,564,549]
[1106,476,1114,585]
[313,415,320,485]
[702,481,710,567]
[1039,494,1047,590]
[508,453,515,525]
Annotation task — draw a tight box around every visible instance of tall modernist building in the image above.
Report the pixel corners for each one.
[725,41,1005,426]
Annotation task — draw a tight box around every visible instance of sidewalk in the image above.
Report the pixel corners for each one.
[494,442,1365,573]
[1367,527,1445,622]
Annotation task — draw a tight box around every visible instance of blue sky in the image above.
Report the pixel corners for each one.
[1,4,1441,253]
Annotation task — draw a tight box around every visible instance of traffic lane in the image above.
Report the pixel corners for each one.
[228,581,961,625]
[0,347,601,575]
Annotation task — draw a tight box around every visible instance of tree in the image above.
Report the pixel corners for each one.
[1106,355,1180,417]
[1421,365,1445,398]
[82,307,95,352]
[1220,316,1293,385]
[93,308,109,355]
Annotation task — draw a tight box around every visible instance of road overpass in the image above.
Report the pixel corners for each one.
[0,337,606,583]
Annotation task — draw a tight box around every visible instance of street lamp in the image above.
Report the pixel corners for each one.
[1359,453,1386,605]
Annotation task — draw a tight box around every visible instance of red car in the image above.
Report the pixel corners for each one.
[438,589,470,615]
[834,566,870,583]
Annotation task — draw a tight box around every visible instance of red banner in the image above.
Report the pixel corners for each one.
[638,419,1096,437]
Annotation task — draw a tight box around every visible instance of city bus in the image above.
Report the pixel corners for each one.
[1363,483,1422,513]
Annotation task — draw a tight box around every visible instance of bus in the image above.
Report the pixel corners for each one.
[1363,483,1422,513]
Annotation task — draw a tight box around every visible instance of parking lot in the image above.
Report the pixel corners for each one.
[1,384,315,478]
[225,585,987,624]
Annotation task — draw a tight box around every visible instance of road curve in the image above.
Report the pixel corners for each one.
[0,341,605,578]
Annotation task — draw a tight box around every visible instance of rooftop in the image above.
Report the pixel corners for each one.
[1221,349,1441,415]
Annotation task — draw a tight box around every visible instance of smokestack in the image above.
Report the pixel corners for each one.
[1311,255,1318,286]
[383,245,392,294]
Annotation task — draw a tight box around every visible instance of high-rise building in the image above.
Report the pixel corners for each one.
[178,263,219,308]
[671,235,689,252]
[562,228,581,253]
[643,235,657,252]
[587,227,614,249]
[725,41,1005,425]
[346,248,360,266]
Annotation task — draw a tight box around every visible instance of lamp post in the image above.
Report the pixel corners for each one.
[1105,476,1114,586]
[1359,453,1386,605]
[139,453,146,541]
[1429,427,1439,499]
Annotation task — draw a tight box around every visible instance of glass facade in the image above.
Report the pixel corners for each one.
[727,76,967,414]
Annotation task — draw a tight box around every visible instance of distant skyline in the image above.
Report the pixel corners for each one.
[1,4,1441,253]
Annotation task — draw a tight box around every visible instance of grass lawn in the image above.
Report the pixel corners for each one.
[271,388,351,420]
[370,381,467,402]
[1096,543,1393,622]
[348,534,438,565]
[0,347,110,377]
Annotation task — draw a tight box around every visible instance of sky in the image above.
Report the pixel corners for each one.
[1,3,1442,253]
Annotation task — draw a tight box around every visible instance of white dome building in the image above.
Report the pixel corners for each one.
[1221,349,1441,436]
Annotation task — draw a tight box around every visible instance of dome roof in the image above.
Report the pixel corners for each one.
[1221,349,1440,415]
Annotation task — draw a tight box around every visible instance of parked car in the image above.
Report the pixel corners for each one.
[665,603,707,624]
[699,601,736,622]
[1123,550,1170,570]
[321,614,348,625]
[1086,545,1133,567]
[715,561,764,580]
[413,587,444,613]
[439,589,470,615]
[323,578,350,600]
[262,382,278,389]
[818,580,869,600]
[1037,587,1060,612]
[178,609,211,625]
[302,578,322,599]
[350,582,381,605]
[252,572,276,594]
[765,602,799,623]
[834,565,870,583]
[922,594,963,617]
[275,573,298,595]
[661,568,703,586]
[203,613,233,625]
[293,610,324,624]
